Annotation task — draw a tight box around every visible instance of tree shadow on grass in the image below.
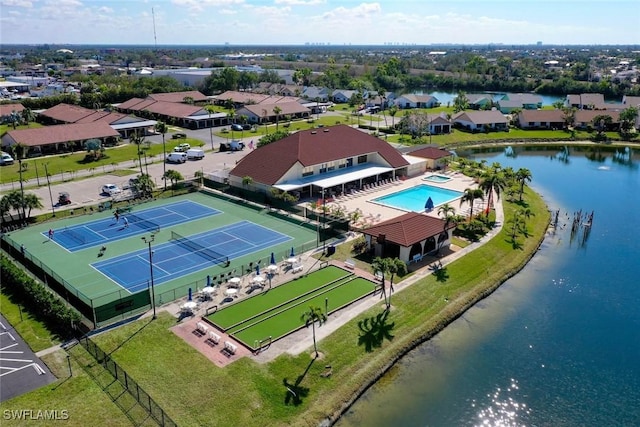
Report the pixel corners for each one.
[357,310,395,353]
[283,358,315,406]
[429,262,449,283]
[506,237,524,250]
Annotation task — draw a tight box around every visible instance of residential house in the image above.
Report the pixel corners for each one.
[452,110,509,131]
[0,103,25,120]
[116,97,227,129]
[517,109,565,129]
[573,110,621,130]
[235,102,310,125]
[406,146,454,170]
[1,122,120,156]
[393,94,439,109]
[39,103,159,138]
[622,95,640,107]
[466,94,493,110]
[301,86,330,102]
[500,93,543,109]
[332,89,359,104]
[566,93,607,110]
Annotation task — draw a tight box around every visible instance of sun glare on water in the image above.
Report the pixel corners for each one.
[473,379,531,427]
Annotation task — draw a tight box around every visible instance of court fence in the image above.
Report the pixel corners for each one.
[77,336,177,427]
[2,231,321,329]
[1,186,344,329]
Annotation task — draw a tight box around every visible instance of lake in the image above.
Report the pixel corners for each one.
[336,145,640,427]
[417,91,564,107]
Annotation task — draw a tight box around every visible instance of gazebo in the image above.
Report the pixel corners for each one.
[360,212,455,264]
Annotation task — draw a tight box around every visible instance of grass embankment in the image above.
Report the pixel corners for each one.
[0,293,59,353]
[50,186,548,427]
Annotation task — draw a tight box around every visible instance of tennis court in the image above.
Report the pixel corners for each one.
[6,191,318,326]
[206,266,376,350]
[45,200,220,252]
[93,220,292,293]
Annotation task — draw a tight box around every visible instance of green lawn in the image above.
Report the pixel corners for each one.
[0,348,133,427]
[0,137,205,186]
[234,277,375,346]
[208,266,349,330]
[0,293,60,353]
[60,186,549,427]
[0,122,43,135]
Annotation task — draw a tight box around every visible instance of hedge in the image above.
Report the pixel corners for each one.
[0,255,80,339]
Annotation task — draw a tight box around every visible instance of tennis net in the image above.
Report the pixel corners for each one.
[127,213,160,232]
[170,231,229,265]
[64,227,86,244]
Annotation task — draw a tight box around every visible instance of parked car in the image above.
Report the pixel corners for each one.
[242,123,252,130]
[172,132,187,139]
[166,152,187,163]
[219,141,245,152]
[186,148,205,160]
[101,184,121,196]
[174,143,191,152]
[230,123,243,131]
[58,192,71,205]
[0,152,14,166]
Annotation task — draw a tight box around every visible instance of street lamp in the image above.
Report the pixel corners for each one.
[141,235,157,319]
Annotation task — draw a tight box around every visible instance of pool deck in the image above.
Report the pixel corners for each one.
[316,171,484,227]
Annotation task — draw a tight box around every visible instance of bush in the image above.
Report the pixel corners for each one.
[1,255,80,339]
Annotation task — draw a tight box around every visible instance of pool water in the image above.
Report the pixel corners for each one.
[423,174,452,183]
[372,184,463,212]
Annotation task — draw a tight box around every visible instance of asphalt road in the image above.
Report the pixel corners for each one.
[4,127,253,218]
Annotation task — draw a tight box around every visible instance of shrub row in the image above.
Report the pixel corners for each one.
[0,255,80,339]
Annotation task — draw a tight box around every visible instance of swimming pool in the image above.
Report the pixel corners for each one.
[372,184,463,212]
[423,174,452,183]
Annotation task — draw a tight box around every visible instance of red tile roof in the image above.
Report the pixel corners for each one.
[230,125,409,185]
[408,146,453,160]
[40,103,95,123]
[4,123,119,147]
[362,212,450,247]
[518,109,565,123]
[147,91,208,103]
[0,103,25,116]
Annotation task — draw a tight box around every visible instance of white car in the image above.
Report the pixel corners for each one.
[101,184,122,196]
[0,152,14,166]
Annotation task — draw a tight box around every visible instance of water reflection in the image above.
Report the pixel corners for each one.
[473,379,530,427]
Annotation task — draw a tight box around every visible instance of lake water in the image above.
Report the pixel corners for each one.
[418,91,564,107]
[336,145,640,427]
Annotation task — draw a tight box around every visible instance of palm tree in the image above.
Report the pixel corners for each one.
[155,121,168,189]
[515,168,532,202]
[0,195,12,226]
[242,175,254,188]
[261,109,268,133]
[162,169,183,192]
[386,258,406,307]
[273,106,282,131]
[479,168,507,217]
[388,106,398,129]
[13,143,27,220]
[130,131,145,177]
[371,257,392,309]
[23,193,43,219]
[20,108,35,127]
[460,188,485,220]
[301,305,327,358]
[8,110,21,129]
[437,203,456,252]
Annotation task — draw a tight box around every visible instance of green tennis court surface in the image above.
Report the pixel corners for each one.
[6,191,318,326]
[206,266,376,351]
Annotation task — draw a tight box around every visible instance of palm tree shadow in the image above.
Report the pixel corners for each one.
[432,265,449,283]
[283,358,315,406]
[357,310,395,353]
[507,238,524,250]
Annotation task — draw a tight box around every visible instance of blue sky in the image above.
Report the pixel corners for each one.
[1,0,638,46]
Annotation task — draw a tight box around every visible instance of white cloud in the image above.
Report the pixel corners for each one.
[172,0,244,12]
[320,2,382,20]
[275,0,325,5]
[97,6,113,14]
[1,0,33,8]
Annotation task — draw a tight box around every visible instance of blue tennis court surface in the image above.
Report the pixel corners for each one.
[92,221,293,293]
[45,201,220,252]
